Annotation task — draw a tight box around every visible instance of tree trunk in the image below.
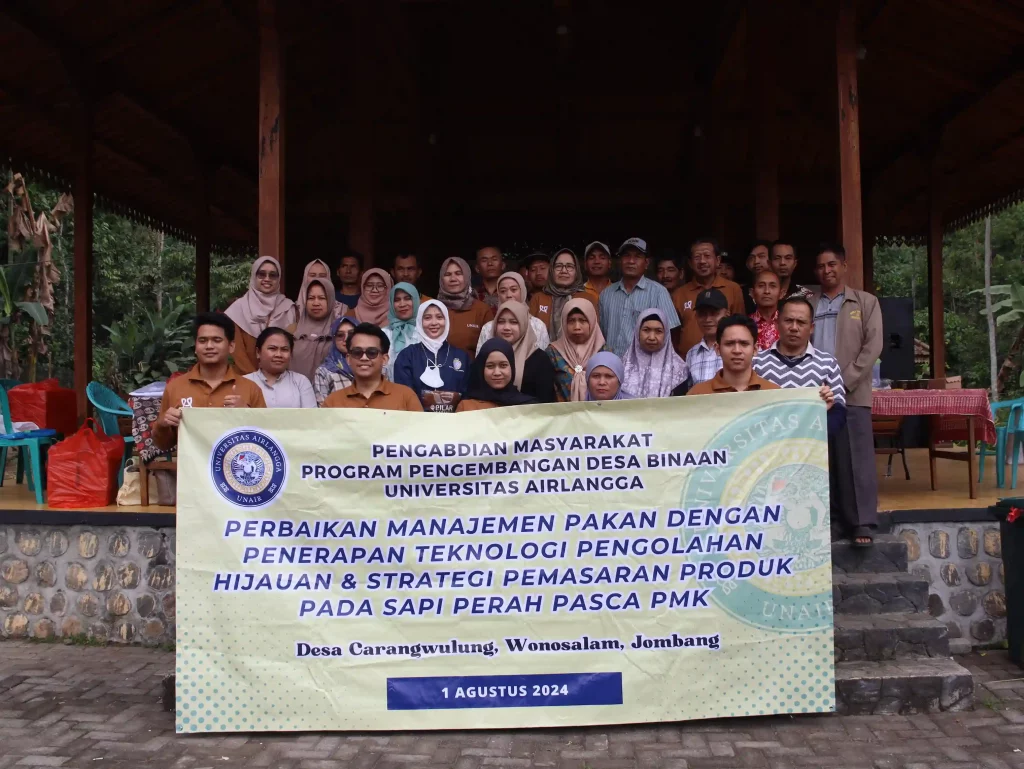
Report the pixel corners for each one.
[996,322,1024,399]
[985,216,998,402]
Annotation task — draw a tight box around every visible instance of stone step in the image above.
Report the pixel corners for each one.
[832,534,908,574]
[832,572,930,615]
[834,612,948,661]
[835,656,973,714]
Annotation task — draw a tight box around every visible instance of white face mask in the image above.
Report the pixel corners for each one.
[419,362,445,388]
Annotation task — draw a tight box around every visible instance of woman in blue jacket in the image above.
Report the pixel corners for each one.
[393,299,471,412]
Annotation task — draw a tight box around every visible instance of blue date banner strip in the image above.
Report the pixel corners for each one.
[387,672,623,710]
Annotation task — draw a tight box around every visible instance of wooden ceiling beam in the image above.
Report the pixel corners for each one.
[867,45,1024,182]
[0,80,255,238]
[878,124,1024,228]
[0,1,255,187]
[91,0,203,63]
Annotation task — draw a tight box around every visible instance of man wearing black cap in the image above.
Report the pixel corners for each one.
[683,288,729,386]
[583,241,613,296]
[598,237,681,357]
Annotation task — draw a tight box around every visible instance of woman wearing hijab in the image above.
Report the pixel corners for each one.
[437,256,495,359]
[476,271,550,353]
[224,256,295,374]
[288,273,337,381]
[456,338,537,411]
[353,268,393,326]
[493,300,556,403]
[382,282,421,380]
[586,352,634,401]
[547,298,609,402]
[621,309,691,398]
[392,299,471,412]
[528,249,599,339]
[314,315,357,405]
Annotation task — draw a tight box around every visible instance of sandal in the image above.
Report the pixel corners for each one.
[851,526,874,548]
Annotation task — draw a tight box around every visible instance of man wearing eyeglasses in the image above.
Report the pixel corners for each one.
[321,323,424,411]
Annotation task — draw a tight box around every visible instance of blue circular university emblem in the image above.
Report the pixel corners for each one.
[210,428,288,509]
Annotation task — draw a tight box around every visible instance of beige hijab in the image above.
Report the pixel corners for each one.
[495,300,538,390]
[354,268,394,326]
[549,297,606,402]
[497,271,529,303]
[224,256,295,338]
[291,270,337,381]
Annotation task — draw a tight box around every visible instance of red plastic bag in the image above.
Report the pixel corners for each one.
[46,419,123,508]
[9,379,77,436]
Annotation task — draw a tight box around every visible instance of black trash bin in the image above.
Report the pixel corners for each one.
[994,497,1024,666]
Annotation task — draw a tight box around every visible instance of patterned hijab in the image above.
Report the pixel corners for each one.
[586,351,634,401]
[621,309,689,398]
[320,315,358,377]
[291,277,337,380]
[437,257,476,312]
[465,339,536,407]
[354,268,393,325]
[495,300,538,390]
[549,298,605,402]
[224,256,295,337]
[387,283,421,360]
[544,248,586,338]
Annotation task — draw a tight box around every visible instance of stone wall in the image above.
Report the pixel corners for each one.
[0,525,175,645]
[892,522,1005,649]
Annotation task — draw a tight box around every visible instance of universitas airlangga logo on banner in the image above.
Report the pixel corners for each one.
[209,428,288,509]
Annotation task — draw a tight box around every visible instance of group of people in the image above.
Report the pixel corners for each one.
[152,236,882,546]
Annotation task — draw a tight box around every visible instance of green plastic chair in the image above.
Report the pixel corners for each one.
[979,397,1024,489]
[0,383,57,504]
[86,381,136,487]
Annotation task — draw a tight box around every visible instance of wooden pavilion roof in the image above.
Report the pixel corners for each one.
[1,0,1022,251]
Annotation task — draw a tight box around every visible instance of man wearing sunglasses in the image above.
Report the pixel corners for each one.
[321,323,424,411]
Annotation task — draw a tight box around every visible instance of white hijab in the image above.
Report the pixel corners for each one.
[416,300,451,388]
[416,299,451,355]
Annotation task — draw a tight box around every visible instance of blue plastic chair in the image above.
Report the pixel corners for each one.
[86,381,136,487]
[0,383,57,504]
[979,397,1024,489]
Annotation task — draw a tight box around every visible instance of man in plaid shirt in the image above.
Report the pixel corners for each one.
[684,289,729,386]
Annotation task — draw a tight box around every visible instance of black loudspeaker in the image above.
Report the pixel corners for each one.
[877,297,928,448]
[878,297,915,381]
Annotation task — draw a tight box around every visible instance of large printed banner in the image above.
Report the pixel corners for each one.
[175,390,835,733]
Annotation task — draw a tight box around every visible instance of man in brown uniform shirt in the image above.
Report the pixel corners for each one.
[687,315,781,396]
[322,323,424,411]
[672,237,746,356]
[154,313,267,450]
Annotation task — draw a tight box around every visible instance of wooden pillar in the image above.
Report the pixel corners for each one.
[927,177,946,378]
[73,97,94,421]
[836,0,864,290]
[349,197,375,267]
[258,0,285,275]
[749,3,779,241]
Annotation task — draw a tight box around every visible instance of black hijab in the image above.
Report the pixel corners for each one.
[465,339,537,407]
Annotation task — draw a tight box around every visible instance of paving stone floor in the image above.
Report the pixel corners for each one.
[5,642,1024,769]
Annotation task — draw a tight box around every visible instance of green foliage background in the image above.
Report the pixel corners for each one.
[1,178,252,391]
[872,203,1024,397]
